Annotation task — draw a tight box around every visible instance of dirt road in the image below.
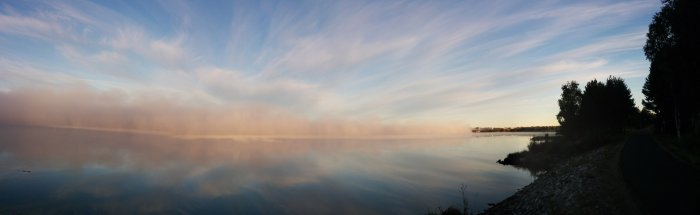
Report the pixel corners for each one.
[620,134,700,214]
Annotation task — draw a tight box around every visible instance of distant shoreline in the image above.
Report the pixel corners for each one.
[471,126,558,133]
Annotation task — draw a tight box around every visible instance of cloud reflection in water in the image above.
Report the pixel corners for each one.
[0,126,533,214]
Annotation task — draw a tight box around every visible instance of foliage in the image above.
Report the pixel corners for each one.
[557,77,638,138]
[638,108,656,128]
[556,81,582,137]
[601,77,638,134]
[642,0,700,138]
[579,79,607,136]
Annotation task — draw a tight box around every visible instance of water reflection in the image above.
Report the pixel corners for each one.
[0,126,534,214]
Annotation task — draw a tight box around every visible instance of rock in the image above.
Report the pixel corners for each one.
[480,143,630,215]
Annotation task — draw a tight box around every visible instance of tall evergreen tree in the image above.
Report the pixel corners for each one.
[643,0,700,137]
[604,76,638,133]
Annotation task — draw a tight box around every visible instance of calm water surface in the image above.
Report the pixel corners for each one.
[0,126,540,214]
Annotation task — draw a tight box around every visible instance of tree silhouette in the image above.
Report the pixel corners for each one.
[557,77,637,138]
[557,81,582,137]
[604,76,638,134]
[579,79,607,136]
[642,0,700,138]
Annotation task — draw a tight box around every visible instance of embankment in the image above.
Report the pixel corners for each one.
[481,142,639,214]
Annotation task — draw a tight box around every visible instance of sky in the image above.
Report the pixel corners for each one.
[0,0,662,136]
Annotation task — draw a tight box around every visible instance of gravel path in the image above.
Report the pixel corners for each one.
[620,134,700,214]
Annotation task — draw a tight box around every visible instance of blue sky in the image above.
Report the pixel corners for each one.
[0,0,661,134]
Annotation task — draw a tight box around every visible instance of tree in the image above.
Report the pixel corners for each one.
[604,76,638,133]
[557,81,582,137]
[643,0,700,138]
[579,79,607,136]
[639,108,656,129]
[557,77,637,138]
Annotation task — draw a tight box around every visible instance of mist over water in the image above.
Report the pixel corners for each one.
[0,88,469,137]
[0,126,534,214]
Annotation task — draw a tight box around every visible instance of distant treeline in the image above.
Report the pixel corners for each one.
[471,126,558,133]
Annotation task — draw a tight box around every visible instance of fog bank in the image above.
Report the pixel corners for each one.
[0,87,470,137]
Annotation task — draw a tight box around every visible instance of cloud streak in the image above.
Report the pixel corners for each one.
[0,0,661,128]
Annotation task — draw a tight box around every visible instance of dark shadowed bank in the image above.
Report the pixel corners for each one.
[426,135,641,215]
[481,132,700,215]
[497,134,567,174]
[481,140,639,214]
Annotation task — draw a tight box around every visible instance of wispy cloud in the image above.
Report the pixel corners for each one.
[104,26,189,68]
[0,0,661,129]
[0,11,71,41]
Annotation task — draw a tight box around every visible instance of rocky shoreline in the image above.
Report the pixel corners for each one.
[480,142,639,214]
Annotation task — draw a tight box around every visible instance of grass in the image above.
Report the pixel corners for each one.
[655,134,700,170]
[426,184,473,215]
